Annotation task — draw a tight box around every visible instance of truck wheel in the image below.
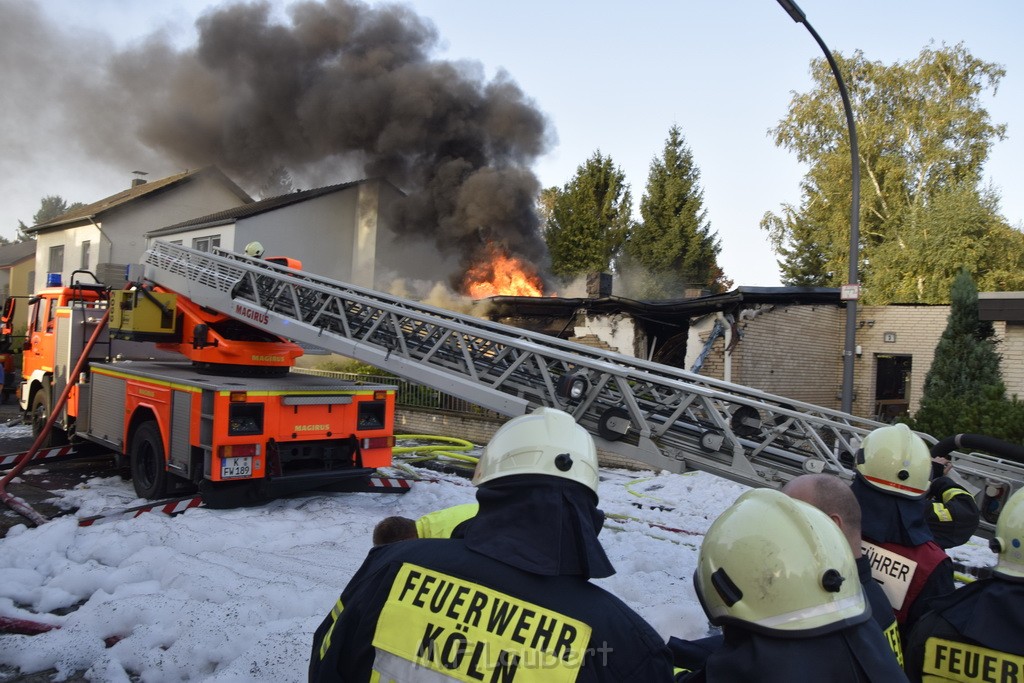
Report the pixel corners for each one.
[30,385,67,447]
[130,421,168,500]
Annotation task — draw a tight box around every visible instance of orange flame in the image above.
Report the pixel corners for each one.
[464,247,546,298]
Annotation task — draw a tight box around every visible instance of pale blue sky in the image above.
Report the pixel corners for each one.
[6,0,1022,287]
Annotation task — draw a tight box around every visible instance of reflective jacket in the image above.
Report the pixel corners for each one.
[675,620,908,683]
[862,537,954,636]
[904,578,1024,682]
[309,477,674,682]
[669,556,905,675]
[925,476,981,550]
[415,503,478,539]
[858,555,904,667]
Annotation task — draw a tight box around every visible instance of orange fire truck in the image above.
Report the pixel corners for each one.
[10,267,397,508]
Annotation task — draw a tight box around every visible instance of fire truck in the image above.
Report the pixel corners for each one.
[11,263,397,509]
[7,240,1022,529]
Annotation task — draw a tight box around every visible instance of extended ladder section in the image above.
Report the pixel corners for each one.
[142,242,1024,497]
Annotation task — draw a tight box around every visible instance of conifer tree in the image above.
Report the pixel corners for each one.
[913,269,1005,437]
[543,151,633,279]
[622,126,728,298]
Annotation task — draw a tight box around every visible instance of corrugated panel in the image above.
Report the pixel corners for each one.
[88,372,126,448]
[168,390,192,475]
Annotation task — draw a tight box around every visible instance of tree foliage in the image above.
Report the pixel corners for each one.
[620,126,729,298]
[11,195,84,243]
[911,270,1020,441]
[762,42,1022,303]
[543,151,633,279]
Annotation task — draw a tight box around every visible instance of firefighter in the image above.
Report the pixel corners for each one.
[372,503,479,545]
[681,488,907,682]
[853,423,955,637]
[904,486,1024,682]
[244,241,265,258]
[925,456,981,549]
[309,407,675,682]
[669,473,905,673]
[783,473,905,665]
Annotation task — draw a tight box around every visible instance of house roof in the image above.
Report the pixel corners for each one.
[0,240,36,268]
[27,167,252,233]
[488,286,843,320]
[146,177,402,238]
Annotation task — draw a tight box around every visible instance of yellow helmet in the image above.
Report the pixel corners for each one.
[856,423,932,499]
[992,488,1024,580]
[473,407,599,495]
[695,488,866,635]
[244,241,265,258]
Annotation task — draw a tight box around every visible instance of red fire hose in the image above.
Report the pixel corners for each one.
[0,308,111,526]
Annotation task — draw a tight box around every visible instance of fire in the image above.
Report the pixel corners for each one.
[464,247,546,298]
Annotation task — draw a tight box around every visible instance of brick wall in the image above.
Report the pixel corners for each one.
[734,305,844,409]
[853,305,949,417]
[693,305,844,410]
[995,322,1024,398]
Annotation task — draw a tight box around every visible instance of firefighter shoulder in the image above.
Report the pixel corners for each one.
[415,502,478,539]
[853,423,956,637]
[681,488,907,682]
[309,407,675,682]
[925,457,981,550]
[905,486,1024,682]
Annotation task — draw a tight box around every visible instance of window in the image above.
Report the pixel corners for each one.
[192,235,221,252]
[81,240,91,270]
[27,270,35,292]
[48,245,64,274]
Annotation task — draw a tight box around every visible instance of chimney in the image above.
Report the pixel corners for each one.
[586,272,612,298]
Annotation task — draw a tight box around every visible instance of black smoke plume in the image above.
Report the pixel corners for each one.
[2,0,553,287]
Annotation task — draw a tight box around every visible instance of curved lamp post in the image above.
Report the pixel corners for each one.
[776,0,861,414]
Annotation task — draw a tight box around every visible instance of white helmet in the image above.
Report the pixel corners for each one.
[695,488,866,635]
[856,423,932,499]
[473,407,599,495]
[244,241,265,258]
[992,488,1024,581]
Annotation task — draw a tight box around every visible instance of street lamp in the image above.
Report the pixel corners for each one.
[776,0,861,415]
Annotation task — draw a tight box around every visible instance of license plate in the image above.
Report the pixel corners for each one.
[221,456,252,479]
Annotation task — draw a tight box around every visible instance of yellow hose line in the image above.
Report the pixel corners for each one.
[394,434,479,464]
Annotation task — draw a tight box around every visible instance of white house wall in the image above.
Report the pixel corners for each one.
[101,177,248,266]
[242,189,359,284]
[34,224,101,291]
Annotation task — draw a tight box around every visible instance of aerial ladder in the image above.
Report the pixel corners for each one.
[143,241,1024,528]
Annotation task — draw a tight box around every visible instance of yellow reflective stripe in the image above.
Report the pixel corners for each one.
[942,488,972,504]
[372,563,591,683]
[932,502,954,523]
[318,597,345,661]
[883,620,904,669]
[923,637,1024,682]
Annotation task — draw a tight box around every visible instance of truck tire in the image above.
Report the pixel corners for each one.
[130,421,169,500]
[30,384,67,447]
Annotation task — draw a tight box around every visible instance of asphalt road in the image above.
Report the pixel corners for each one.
[0,401,119,538]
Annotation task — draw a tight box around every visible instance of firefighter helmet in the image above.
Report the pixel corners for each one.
[694,488,866,635]
[856,423,932,499]
[991,487,1024,580]
[473,407,599,495]
[244,241,265,258]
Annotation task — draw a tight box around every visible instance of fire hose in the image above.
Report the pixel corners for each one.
[0,308,111,526]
